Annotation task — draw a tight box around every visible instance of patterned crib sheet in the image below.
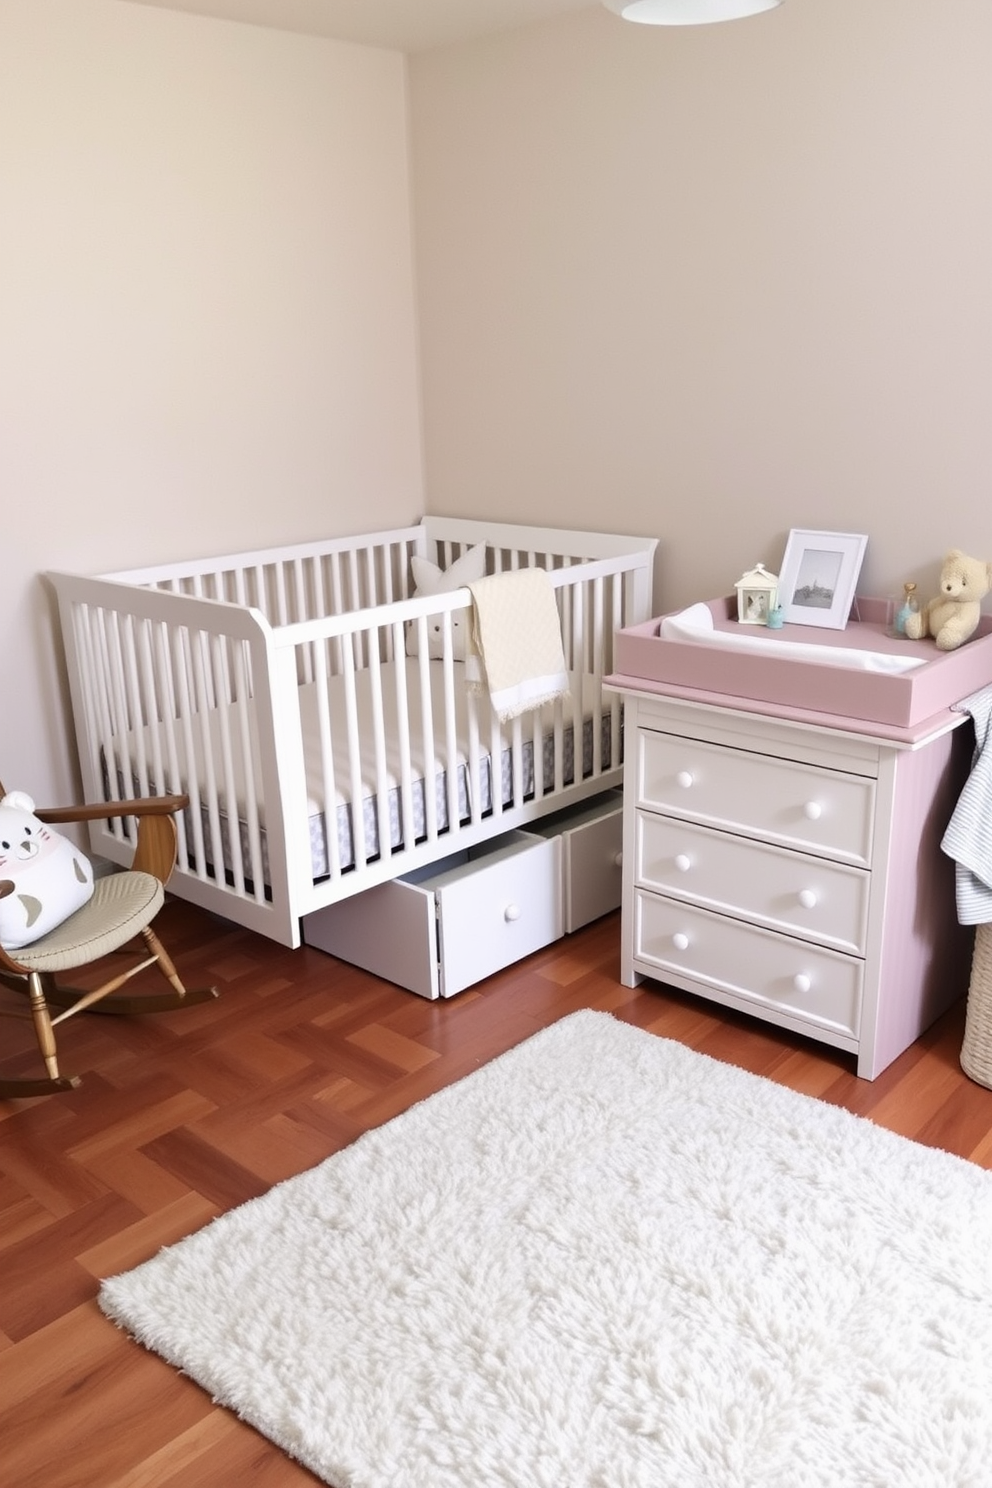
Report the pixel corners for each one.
[113,658,616,890]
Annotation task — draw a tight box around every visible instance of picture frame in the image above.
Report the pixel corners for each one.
[776,529,868,631]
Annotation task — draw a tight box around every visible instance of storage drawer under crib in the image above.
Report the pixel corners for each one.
[303,831,563,999]
[529,790,623,933]
[302,792,624,998]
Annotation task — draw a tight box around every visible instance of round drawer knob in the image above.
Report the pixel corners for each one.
[504,904,521,922]
[613,851,623,868]
[793,973,812,994]
[674,853,692,873]
[672,932,690,952]
[803,801,822,821]
[798,888,818,910]
[676,770,694,790]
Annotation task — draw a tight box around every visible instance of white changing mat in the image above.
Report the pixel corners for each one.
[661,603,926,675]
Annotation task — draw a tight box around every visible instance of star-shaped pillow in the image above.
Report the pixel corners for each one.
[405,543,487,661]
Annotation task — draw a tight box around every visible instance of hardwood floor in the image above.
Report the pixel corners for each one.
[2,896,990,1487]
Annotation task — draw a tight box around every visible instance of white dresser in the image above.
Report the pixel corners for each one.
[615,689,973,1079]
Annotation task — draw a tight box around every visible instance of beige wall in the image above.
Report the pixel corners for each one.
[1,0,422,802]
[6,0,992,811]
[409,0,992,612]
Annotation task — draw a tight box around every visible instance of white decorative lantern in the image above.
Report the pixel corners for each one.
[734,562,779,625]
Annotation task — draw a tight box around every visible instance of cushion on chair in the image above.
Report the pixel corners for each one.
[0,791,95,952]
[405,543,487,661]
[9,870,164,973]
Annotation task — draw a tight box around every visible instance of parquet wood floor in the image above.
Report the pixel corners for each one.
[2,896,990,1486]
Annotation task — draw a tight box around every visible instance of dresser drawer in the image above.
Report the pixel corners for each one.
[303,831,563,999]
[633,888,863,1041]
[636,728,876,866]
[636,814,870,955]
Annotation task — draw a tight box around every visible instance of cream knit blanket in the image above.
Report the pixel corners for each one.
[465,569,570,722]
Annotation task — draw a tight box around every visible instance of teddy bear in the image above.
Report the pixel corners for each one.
[0,791,94,951]
[903,549,992,651]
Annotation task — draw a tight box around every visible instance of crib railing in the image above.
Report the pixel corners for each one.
[50,521,656,947]
[106,524,426,623]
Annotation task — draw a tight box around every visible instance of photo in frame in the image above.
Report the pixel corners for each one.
[777,529,868,630]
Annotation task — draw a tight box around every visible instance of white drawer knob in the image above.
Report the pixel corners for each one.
[793,973,812,994]
[672,932,690,951]
[613,851,623,868]
[798,888,818,909]
[504,903,520,922]
[674,853,692,873]
[676,770,694,790]
[803,801,822,821]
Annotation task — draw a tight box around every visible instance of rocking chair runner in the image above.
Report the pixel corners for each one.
[0,784,217,1099]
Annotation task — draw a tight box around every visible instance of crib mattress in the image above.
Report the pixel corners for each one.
[115,658,614,884]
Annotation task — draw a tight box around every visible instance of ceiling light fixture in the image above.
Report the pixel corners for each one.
[603,0,782,25]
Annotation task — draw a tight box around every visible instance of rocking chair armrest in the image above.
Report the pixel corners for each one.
[32,810,182,884]
[35,793,189,827]
[34,794,185,886]
[130,812,181,884]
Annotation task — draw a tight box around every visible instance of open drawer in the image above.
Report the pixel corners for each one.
[529,789,624,932]
[302,831,563,999]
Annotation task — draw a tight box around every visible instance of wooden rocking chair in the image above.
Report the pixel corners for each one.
[0,784,217,1098]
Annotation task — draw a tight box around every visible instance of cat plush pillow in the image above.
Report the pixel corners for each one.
[0,791,95,952]
[405,543,487,661]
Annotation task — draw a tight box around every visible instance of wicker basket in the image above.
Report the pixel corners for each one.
[961,923,992,1088]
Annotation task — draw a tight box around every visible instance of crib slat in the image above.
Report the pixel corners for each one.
[172,627,209,878]
[415,641,439,845]
[153,621,187,865]
[83,607,119,807]
[192,632,229,884]
[311,643,339,883]
[340,642,368,871]
[204,633,243,894]
[391,623,416,854]
[292,560,314,685]
[465,679,483,827]
[366,636,393,867]
[530,707,544,805]
[118,617,147,804]
[347,548,363,670]
[328,552,345,675]
[590,576,604,776]
[104,611,134,847]
[440,620,460,837]
[488,705,504,821]
[230,642,264,899]
[311,557,328,636]
[136,621,164,805]
[363,545,377,611]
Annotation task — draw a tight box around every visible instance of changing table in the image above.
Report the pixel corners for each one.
[606,598,992,1079]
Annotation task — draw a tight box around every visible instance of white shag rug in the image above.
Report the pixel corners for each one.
[99,1011,992,1488]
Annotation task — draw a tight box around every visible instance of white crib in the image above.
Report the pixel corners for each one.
[50,516,656,949]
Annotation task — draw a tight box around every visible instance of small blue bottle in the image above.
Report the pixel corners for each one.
[766,605,784,630]
[893,582,919,636]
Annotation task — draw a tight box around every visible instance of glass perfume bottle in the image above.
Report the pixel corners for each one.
[891,581,919,637]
